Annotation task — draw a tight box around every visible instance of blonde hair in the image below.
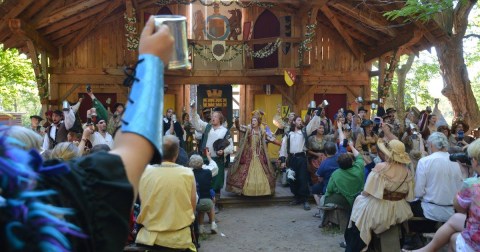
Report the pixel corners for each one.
[467,139,480,161]
[51,142,80,161]
[8,125,42,151]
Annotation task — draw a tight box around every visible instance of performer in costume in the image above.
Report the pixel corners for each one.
[190,103,234,196]
[0,17,174,251]
[226,116,276,196]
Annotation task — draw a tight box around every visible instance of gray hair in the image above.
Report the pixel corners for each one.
[189,154,204,169]
[8,126,43,151]
[468,139,480,161]
[427,132,449,150]
[162,135,180,161]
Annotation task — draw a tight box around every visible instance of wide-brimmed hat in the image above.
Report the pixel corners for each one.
[29,115,43,121]
[377,139,411,164]
[386,108,397,114]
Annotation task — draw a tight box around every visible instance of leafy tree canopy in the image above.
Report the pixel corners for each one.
[0,44,40,125]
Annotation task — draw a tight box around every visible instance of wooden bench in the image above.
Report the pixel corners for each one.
[369,224,402,252]
[319,204,350,232]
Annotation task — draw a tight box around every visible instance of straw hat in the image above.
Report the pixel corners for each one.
[377,139,411,164]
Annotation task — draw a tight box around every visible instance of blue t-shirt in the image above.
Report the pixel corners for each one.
[316,145,347,194]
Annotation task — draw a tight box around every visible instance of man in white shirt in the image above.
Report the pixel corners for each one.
[412,132,463,227]
[82,119,114,149]
[279,114,317,211]
[190,104,233,198]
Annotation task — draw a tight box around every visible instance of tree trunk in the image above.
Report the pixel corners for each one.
[435,0,480,128]
[395,54,415,121]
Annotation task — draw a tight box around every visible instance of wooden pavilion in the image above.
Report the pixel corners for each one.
[0,0,447,131]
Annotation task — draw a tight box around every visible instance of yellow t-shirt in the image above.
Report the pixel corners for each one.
[136,162,196,250]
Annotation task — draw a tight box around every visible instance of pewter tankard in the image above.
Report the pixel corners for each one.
[154,15,191,69]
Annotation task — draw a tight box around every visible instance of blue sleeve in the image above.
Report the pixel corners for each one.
[338,145,348,154]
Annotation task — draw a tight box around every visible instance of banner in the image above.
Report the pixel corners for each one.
[284,69,296,86]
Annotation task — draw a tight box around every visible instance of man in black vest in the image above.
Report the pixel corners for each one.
[42,108,76,150]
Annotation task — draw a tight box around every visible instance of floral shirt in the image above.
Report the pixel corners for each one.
[457,177,480,251]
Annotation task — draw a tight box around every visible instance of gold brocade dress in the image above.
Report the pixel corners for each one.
[242,133,271,196]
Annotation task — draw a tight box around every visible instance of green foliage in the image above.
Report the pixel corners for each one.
[0,44,40,125]
[383,0,456,22]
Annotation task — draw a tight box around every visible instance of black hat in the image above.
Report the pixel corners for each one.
[358,107,367,113]
[113,103,124,111]
[382,113,393,119]
[213,107,223,112]
[345,110,355,115]
[386,108,397,114]
[53,110,63,116]
[29,115,43,121]
[361,119,374,127]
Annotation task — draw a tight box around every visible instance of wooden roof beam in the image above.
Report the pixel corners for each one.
[320,5,363,60]
[35,0,109,29]
[62,0,124,57]
[40,1,109,36]
[364,25,416,62]
[8,19,59,58]
[337,14,383,41]
[329,1,397,38]
[0,0,35,41]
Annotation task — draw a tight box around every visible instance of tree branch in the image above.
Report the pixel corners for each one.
[464,34,480,40]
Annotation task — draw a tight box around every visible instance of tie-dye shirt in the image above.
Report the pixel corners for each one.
[457,177,480,251]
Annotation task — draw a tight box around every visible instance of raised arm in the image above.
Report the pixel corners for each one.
[189,105,208,133]
[63,107,76,130]
[109,17,173,197]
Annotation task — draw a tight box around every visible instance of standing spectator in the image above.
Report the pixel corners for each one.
[82,119,114,149]
[29,115,44,136]
[164,108,185,148]
[411,132,463,230]
[190,152,219,234]
[135,135,197,251]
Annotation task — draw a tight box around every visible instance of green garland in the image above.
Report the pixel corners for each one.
[244,38,281,59]
[124,10,139,51]
[156,0,275,8]
[191,38,281,62]
[298,23,317,66]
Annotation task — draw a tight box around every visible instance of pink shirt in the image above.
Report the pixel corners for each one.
[457,177,480,251]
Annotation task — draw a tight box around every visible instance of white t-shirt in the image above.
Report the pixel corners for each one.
[89,131,114,149]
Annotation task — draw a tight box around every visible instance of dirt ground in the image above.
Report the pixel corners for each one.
[198,204,345,252]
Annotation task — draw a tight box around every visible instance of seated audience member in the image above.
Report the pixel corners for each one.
[315,140,347,195]
[8,125,43,151]
[189,152,219,234]
[317,139,364,227]
[0,17,174,252]
[50,142,81,161]
[135,135,197,251]
[411,132,463,229]
[345,139,414,251]
[405,139,480,252]
[89,144,111,154]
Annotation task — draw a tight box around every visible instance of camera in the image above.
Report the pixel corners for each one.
[86,84,91,93]
[449,152,471,165]
[86,118,93,126]
[457,130,464,141]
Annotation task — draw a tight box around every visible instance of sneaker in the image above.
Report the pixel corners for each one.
[303,202,311,211]
[210,222,218,234]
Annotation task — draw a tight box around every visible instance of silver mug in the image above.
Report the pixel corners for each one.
[379,98,383,104]
[371,103,377,110]
[309,100,316,109]
[154,15,191,70]
[355,96,363,103]
[321,100,329,107]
